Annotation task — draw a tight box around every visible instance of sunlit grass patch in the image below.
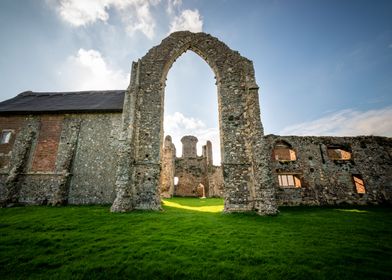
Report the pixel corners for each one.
[162,197,224,212]
[162,200,223,212]
[335,209,369,213]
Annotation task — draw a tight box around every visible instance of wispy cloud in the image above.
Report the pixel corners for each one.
[53,0,160,39]
[57,0,109,26]
[59,48,129,90]
[169,9,203,33]
[166,0,182,14]
[164,112,220,165]
[280,107,392,137]
[51,0,203,38]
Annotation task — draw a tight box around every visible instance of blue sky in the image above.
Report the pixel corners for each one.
[0,0,391,164]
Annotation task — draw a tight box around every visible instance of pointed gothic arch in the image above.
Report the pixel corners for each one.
[111,31,277,215]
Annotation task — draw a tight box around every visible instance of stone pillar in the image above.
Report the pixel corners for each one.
[160,135,176,198]
[181,136,198,158]
[206,140,213,166]
[49,118,81,206]
[2,117,39,206]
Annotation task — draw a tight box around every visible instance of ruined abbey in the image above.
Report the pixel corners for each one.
[160,135,224,198]
[0,31,391,215]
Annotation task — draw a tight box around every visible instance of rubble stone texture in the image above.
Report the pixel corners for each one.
[0,31,391,213]
[111,31,277,214]
[160,135,224,198]
[264,135,392,205]
[0,113,121,206]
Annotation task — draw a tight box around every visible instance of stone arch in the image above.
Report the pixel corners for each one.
[111,31,278,215]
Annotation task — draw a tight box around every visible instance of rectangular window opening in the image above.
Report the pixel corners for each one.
[327,147,352,160]
[278,174,301,188]
[353,175,366,194]
[273,148,297,161]
[0,130,12,144]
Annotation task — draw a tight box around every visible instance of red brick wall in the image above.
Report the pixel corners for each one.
[31,115,63,172]
[0,116,26,169]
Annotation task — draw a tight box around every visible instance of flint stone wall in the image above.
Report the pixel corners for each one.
[111,31,277,215]
[0,113,122,205]
[265,135,392,206]
[159,135,224,198]
[1,32,391,211]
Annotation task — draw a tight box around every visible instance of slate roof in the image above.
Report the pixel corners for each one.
[0,90,125,114]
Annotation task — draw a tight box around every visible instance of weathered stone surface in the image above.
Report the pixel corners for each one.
[159,135,223,198]
[2,116,39,205]
[160,135,176,198]
[0,113,122,206]
[0,31,391,213]
[112,31,275,214]
[160,133,255,202]
[265,135,392,206]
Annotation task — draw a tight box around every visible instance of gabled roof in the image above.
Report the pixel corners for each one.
[0,90,125,114]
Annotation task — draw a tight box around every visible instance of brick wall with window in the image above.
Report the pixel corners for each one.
[0,116,26,170]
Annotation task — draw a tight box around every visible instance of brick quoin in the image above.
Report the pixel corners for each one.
[31,115,63,172]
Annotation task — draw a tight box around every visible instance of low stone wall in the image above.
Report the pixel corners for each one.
[1,112,391,208]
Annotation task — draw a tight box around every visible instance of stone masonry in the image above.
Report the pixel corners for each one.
[160,135,224,198]
[111,31,277,215]
[0,31,391,213]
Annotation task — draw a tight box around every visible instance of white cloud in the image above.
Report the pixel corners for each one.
[169,9,203,33]
[164,112,221,165]
[57,0,109,26]
[54,0,160,38]
[121,1,157,39]
[60,48,129,90]
[167,0,182,14]
[280,107,392,137]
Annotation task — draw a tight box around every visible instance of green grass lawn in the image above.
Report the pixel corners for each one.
[0,198,391,280]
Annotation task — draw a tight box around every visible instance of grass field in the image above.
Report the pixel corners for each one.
[0,198,391,280]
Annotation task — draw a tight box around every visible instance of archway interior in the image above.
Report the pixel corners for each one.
[164,50,221,165]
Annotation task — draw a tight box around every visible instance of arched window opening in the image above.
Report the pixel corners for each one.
[273,141,297,161]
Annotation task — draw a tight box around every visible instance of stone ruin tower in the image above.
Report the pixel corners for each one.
[181,135,198,158]
[160,135,176,198]
[160,135,224,198]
